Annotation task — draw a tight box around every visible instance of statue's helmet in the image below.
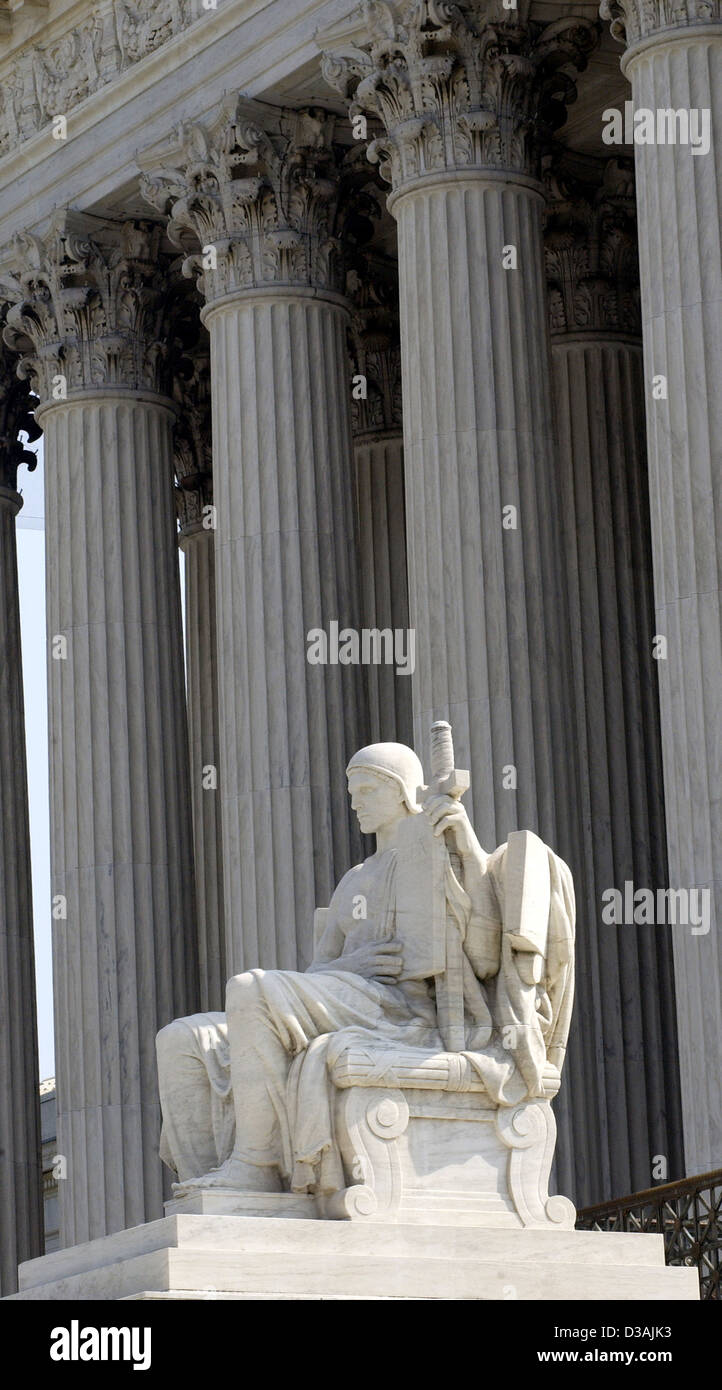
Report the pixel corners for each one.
[346,743,424,814]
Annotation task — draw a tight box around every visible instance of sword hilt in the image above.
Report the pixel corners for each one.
[429,721,470,801]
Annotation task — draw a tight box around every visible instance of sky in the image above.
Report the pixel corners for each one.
[16,439,186,1083]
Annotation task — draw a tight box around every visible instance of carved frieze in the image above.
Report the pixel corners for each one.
[0,212,174,404]
[141,103,372,303]
[0,0,206,158]
[543,156,641,336]
[600,0,722,47]
[322,0,599,191]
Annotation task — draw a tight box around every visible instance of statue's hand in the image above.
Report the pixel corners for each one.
[340,939,404,984]
[425,794,478,859]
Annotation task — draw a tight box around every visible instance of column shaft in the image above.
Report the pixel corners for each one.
[396,175,568,848]
[180,527,225,1011]
[621,22,722,1173]
[354,432,412,745]
[549,339,683,1204]
[43,395,198,1244]
[0,484,43,1293]
[207,291,365,974]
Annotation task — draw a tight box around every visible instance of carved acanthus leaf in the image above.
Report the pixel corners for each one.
[600,0,722,47]
[0,330,40,492]
[543,157,641,336]
[141,103,377,303]
[346,254,403,437]
[165,280,213,534]
[0,213,174,403]
[322,0,599,189]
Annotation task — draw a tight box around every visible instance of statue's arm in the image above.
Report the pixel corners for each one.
[306,904,347,974]
[425,795,502,978]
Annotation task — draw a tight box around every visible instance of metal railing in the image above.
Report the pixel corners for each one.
[577,1168,722,1300]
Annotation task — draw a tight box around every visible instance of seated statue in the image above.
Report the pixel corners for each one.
[157,726,576,1225]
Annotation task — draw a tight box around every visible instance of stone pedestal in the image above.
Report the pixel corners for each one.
[7,1212,699,1301]
[0,386,43,1292]
[601,0,722,1175]
[2,216,199,1247]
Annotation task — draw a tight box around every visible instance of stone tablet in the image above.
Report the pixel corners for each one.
[392,811,447,980]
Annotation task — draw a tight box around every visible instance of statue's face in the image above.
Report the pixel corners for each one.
[347,769,406,835]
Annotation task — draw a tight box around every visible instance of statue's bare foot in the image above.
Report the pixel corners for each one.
[172,1155,283,1195]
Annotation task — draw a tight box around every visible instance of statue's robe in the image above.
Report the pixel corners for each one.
[157,838,574,1191]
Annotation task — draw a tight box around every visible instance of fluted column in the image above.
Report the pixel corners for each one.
[2,214,199,1247]
[173,341,226,1012]
[543,159,683,1203]
[347,261,412,745]
[0,353,43,1293]
[325,3,598,849]
[601,0,722,1174]
[142,106,368,974]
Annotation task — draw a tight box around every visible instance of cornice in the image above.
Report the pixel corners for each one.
[0,0,216,158]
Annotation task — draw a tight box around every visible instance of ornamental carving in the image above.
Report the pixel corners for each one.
[346,257,403,438]
[167,283,214,535]
[0,333,40,492]
[0,0,206,158]
[543,157,641,336]
[600,0,722,47]
[141,102,375,303]
[0,213,174,404]
[322,0,599,190]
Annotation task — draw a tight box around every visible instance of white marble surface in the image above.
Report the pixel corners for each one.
[8,1212,699,1301]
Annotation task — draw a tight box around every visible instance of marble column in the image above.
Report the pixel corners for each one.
[142,105,368,975]
[325,4,598,847]
[2,214,199,1247]
[173,342,226,1012]
[0,352,43,1293]
[601,0,722,1175]
[347,260,412,746]
[543,158,684,1203]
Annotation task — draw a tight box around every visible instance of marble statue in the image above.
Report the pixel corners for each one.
[157,724,576,1226]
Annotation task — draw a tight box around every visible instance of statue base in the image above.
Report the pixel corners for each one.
[6,1214,698,1301]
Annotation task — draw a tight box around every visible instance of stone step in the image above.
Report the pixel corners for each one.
[11,1243,698,1302]
[16,1212,667,1293]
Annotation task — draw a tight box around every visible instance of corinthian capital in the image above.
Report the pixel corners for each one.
[0,212,173,406]
[322,0,599,191]
[600,0,722,48]
[346,256,403,438]
[140,101,367,304]
[0,335,40,494]
[543,157,641,336]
